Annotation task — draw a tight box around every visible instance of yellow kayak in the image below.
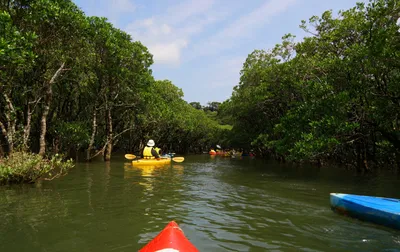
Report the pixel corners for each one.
[132,158,171,166]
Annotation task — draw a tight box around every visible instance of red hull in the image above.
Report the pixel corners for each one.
[139,221,199,252]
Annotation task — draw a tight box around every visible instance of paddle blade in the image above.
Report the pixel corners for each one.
[124,154,137,160]
[172,157,185,163]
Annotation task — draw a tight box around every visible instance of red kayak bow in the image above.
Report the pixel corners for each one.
[139,221,199,252]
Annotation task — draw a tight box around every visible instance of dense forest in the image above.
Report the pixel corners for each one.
[0,0,226,165]
[219,0,400,172]
[1,0,399,176]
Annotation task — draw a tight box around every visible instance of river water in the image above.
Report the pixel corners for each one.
[0,154,399,251]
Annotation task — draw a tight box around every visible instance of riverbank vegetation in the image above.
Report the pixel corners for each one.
[219,0,400,172]
[0,152,73,184]
[1,0,399,179]
[0,0,225,183]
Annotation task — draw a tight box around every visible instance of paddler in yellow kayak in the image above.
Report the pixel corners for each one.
[143,139,161,159]
[154,147,162,155]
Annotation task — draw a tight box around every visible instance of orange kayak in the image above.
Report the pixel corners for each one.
[139,221,199,252]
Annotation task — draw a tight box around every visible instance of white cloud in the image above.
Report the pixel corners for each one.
[187,0,298,60]
[161,24,172,35]
[113,0,135,13]
[165,0,216,25]
[124,0,297,66]
[220,0,297,38]
[78,0,136,21]
[207,57,245,88]
[179,56,245,103]
[148,40,188,65]
[178,15,219,36]
[125,0,226,65]
[141,18,154,27]
[185,56,244,91]
[86,0,136,26]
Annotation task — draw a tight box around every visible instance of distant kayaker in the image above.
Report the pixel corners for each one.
[143,139,160,159]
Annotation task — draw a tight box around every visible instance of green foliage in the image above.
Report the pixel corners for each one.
[53,121,89,149]
[0,0,227,173]
[189,102,202,110]
[0,152,74,184]
[218,124,233,131]
[2,0,398,171]
[0,11,37,69]
[203,102,220,112]
[131,80,223,153]
[222,0,400,170]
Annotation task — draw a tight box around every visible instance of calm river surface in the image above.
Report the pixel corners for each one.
[1,154,400,251]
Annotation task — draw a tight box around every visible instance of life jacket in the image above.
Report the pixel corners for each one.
[143,146,155,159]
[154,147,161,155]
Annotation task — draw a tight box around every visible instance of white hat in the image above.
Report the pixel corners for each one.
[147,139,155,147]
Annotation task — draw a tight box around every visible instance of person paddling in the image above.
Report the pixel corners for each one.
[154,147,162,156]
[143,139,160,159]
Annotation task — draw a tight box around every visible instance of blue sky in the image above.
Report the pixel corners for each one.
[72,0,366,105]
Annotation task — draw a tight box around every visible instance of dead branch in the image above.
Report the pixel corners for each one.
[89,128,132,160]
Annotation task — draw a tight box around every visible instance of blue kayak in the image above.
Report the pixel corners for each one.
[330,193,400,230]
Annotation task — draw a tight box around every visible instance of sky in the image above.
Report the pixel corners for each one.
[72,0,367,105]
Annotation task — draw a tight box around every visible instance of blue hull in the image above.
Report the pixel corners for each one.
[330,193,400,230]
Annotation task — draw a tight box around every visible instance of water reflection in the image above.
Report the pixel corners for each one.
[172,165,184,175]
[122,162,190,246]
[123,164,186,194]
[124,164,167,192]
[0,184,71,251]
[173,156,400,251]
[85,163,94,212]
[1,155,400,252]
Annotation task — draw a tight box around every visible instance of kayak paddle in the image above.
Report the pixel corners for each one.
[172,157,185,163]
[126,154,183,162]
[124,154,137,160]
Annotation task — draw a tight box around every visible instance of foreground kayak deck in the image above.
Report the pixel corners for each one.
[139,221,199,252]
[330,193,400,230]
[132,158,171,166]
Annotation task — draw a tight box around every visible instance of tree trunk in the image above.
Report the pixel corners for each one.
[2,93,16,153]
[22,103,32,151]
[0,139,4,157]
[87,109,97,161]
[0,121,8,153]
[22,97,41,151]
[104,108,112,161]
[6,123,15,153]
[39,63,65,156]
[53,137,60,154]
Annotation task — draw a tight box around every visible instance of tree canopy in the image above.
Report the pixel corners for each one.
[1,0,399,173]
[218,0,400,171]
[0,0,224,161]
